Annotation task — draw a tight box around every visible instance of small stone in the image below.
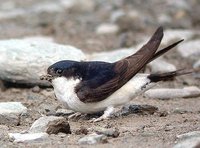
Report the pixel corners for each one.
[177,40,200,59]
[60,0,95,12]
[173,108,188,114]
[75,127,89,135]
[78,133,107,145]
[149,58,176,73]
[119,104,158,116]
[32,86,40,93]
[0,102,27,125]
[94,127,119,138]
[96,23,119,35]
[9,133,48,143]
[193,60,200,78]
[145,86,200,100]
[110,10,126,23]
[55,109,74,117]
[29,116,71,134]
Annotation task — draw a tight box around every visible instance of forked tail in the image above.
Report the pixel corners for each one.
[148,69,199,82]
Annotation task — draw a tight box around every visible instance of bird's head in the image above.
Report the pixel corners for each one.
[40,60,81,82]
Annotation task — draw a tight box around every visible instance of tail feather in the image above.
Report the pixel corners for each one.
[148,69,196,82]
[148,39,184,63]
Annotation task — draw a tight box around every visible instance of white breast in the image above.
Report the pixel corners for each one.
[51,74,156,114]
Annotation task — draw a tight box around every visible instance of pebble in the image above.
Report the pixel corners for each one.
[0,39,85,86]
[55,109,74,117]
[177,40,200,58]
[149,58,176,73]
[96,23,119,35]
[94,127,119,138]
[119,104,158,116]
[0,102,27,125]
[193,60,200,78]
[78,133,107,145]
[32,86,40,93]
[29,116,71,134]
[60,0,95,12]
[145,86,200,100]
[9,132,48,143]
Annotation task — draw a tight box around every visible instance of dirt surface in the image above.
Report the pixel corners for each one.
[0,0,200,147]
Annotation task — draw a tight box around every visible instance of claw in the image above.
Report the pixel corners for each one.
[68,112,82,119]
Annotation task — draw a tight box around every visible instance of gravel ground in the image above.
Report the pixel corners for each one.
[0,0,200,147]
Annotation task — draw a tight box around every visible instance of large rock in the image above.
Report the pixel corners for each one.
[88,48,136,62]
[0,102,27,126]
[145,86,200,100]
[174,131,200,148]
[0,39,85,86]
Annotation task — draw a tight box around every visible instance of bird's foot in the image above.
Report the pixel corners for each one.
[68,112,82,119]
[89,106,114,123]
[89,116,109,123]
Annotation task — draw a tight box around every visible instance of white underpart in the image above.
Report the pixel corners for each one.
[52,74,156,114]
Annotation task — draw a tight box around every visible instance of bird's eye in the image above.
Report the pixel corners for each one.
[56,69,63,74]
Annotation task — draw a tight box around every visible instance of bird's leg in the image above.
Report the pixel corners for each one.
[68,112,82,119]
[90,106,115,122]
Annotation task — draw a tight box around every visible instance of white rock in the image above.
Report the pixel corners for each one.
[194,60,200,68]
[193,60,200,78]
[31,2,64,13]
[177,131,200,140]
[60,0,95,12]
[0,9,25,20]
[177,40,200,58]
[174,137,200,148]
[29,116,70,134]
[110,10,126,23]
[0,39,85,85]
[0,102,27,115]
[145,86,200,100]
[96,23,119,35]
[174,131,200,148]
[78,133,107,145]
[149,58,176,72]
[22,36,54,43]
[162,29,197,45]
[88,48,137,62]
[0,102,27,125]
[9,133,48,143]
[56,109,74,116]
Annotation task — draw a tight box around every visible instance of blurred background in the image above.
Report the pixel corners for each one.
[0,0,199,52]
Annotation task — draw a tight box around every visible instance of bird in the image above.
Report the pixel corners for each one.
[40,26,193,122]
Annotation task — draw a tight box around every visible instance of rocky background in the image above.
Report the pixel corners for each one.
[0,0,200,147]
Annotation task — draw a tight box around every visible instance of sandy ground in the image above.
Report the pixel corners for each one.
[0,0,200,147]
